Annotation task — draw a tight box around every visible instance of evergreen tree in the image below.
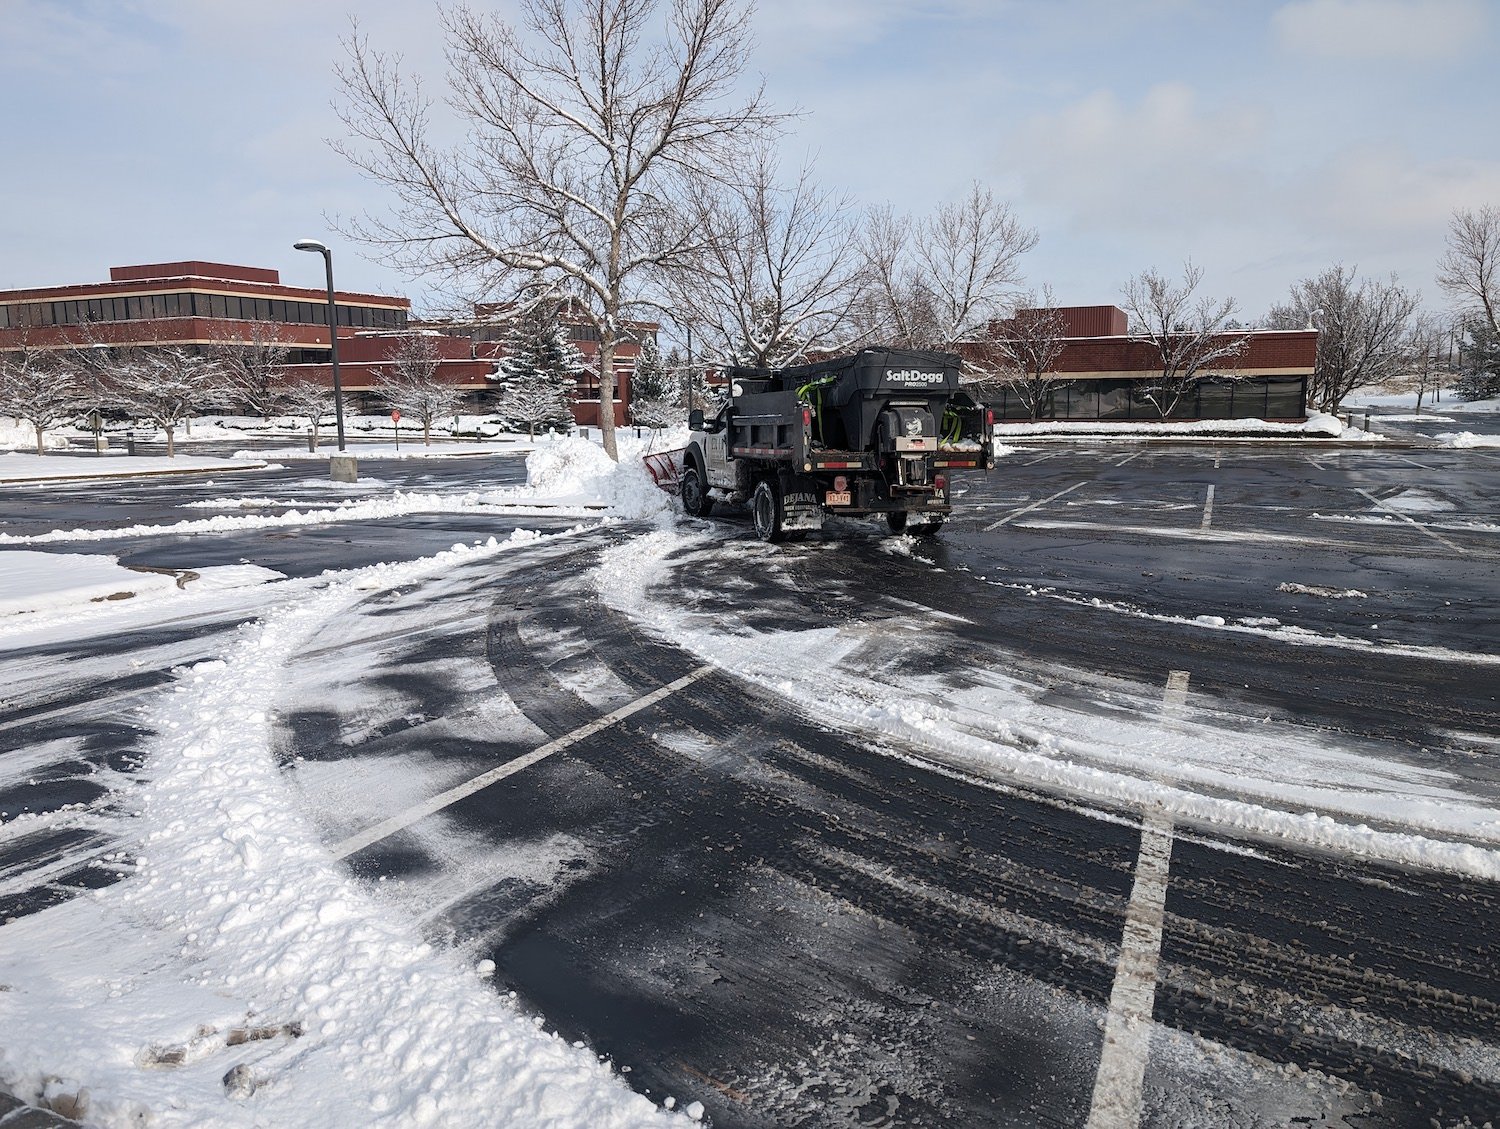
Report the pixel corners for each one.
[495,306,580,437]
[1455,319,1500,401]
[628,338,681,427]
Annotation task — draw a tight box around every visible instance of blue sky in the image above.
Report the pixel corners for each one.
[2,0,1495,323]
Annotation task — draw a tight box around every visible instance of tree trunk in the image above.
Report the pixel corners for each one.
[165,426,176,457]
[34,425,44,457]
[423,420,432,445]
[598,334,619,461]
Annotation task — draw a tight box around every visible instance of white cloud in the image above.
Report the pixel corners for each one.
[1010,83,1269,236]
[1272,0,1488,61]
[750,0,1000,60]
[1298,144,1500,245]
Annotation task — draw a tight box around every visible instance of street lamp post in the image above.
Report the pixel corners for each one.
[292,239,347,452]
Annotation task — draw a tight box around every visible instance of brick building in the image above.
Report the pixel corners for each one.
[980,305,1316,423]
[0,261,649,426]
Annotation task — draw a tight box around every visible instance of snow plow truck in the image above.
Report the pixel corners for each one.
[678,347,996,542]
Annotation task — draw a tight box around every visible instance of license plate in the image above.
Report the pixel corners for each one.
[825,491,852,506]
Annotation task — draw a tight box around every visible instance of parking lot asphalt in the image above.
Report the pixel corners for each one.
[2,439,1497,1127]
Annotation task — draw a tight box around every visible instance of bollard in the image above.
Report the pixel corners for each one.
[1363,410,1371,431]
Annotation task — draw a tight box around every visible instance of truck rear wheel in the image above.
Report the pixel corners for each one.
[885,511,908,534]
[680,465,713,517]
[752,480,787,543]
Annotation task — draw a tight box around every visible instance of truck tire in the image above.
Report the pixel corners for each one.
[680,465,713,517]
[752,480,787,543]
[885,511,908,534]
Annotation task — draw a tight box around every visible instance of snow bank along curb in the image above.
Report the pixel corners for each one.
[0,455,269,484]
[993,411,1362,441]
[0,530,681,1128]
[595,530,1500,882]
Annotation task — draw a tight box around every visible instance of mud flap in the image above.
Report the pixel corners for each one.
[781,489,825,532]
[780,474,826,532]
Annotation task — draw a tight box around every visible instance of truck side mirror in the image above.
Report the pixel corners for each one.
[689,409,705,431]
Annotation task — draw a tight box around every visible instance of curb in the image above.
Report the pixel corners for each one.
[0,462,269,486]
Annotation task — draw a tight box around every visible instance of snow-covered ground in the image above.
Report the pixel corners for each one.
[1344,389,1500,413]
[0,452,269,483]
[2,430,1498,1125]
[0,439,688,1127]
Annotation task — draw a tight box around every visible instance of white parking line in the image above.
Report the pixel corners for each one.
[1353,488,1468,554]
[983,481,1088,530]
[1085,671,1185,1129]
[1161,669,1190,711]
[1013,518,1500,561]
[1023,452,1061,466]
[1115,452,1142,468]
[1199,485,1215,532]
[1398,456,1436,471]
[1086,815,1173,1129]
[330,666,714,860]
[1306,456,1327,471]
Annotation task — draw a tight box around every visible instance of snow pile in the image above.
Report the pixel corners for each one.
[1276,582,1366,600]
[1302,410,1344,437]
[0,532,675,1128]
[1435,431,1500,448]
[0,422,72,451]
[506,432,685,521]
[525,435,621,496]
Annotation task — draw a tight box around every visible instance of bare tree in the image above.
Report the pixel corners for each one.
[1402,314,1454,411]
[280,379,336,449]
[666,147,864,367]
[1437,204,1500,338]
[1266,265,1418,412]
[215,322,292,418]
[375,333,464,444]
[1121,262,1249,418]
[334,0,777,461]
[855,183,1038,354]
[989,288,1071,418]
[107,347,229,457]
[0,339,85,455]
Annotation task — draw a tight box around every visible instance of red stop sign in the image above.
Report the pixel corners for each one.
[390,410,401,422]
